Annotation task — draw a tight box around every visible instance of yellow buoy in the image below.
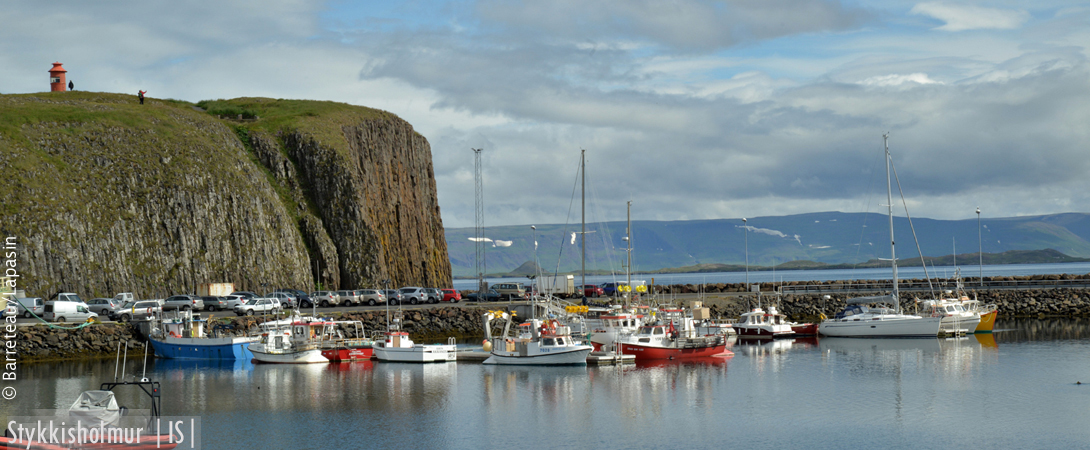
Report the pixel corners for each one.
[482,340,493,352]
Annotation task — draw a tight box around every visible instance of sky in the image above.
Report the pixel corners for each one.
[2,1,1089,229]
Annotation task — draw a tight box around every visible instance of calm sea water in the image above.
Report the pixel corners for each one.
[7,319,1090,449]
[456,262,1090,290]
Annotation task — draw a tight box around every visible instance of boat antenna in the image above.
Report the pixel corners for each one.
[121,342,128,381]
[114,341,121,382]
[142,338,149,381]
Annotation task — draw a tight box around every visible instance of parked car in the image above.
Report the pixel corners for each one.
[223,295,248,311]
[111,300,163,322]
[491,283,526,300]
[268,292,297,308]
[163,294,205,311]
[465,289,503,302]
[275,289,311,308]
[201,296,229,312]
[229,291,258,301]
[600,282,628,297]
[13,297,45,318]
[86,298,123,316]
[356,289,386,306]
[582,285,605,298]
[234,298,282,316]
[382,289,403,306]
[44,300,98,323]
[309,291,341,307]
[398,287,430,305]
[441,289,461,303]
[53,292,85,303]
[336,290,361,306]
[423,288,442,304]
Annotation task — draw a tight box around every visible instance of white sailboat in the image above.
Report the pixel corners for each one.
[818,134,942,338]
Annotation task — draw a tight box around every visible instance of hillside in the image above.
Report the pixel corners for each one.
[0,92,449,298]
[445,212,1090,277]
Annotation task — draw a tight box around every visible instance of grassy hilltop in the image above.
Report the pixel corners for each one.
[0,92,449,298]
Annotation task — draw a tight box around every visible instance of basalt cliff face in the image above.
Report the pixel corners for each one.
[0,93,450,298]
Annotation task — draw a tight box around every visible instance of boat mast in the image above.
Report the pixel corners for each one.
[626,200,632,309]
[581,149,586,301]
[884,133,899,313]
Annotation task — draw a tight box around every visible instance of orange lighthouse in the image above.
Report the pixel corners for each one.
[49,62,67,92]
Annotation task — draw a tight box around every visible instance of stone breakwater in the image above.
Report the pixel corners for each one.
[17,323,149,362]
[656,279,1090,321]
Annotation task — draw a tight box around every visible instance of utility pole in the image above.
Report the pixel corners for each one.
[473,148,485,293]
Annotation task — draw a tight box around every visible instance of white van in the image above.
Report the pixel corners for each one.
[44,301,98,323]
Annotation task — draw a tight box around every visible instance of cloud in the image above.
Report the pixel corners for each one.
[911,3,1031,32]
[476,0,872,51]
[859,73,943,87]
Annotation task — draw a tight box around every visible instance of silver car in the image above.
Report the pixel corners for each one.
[356,289,386,306]
[86,298,123,316]
[12,297,44,318]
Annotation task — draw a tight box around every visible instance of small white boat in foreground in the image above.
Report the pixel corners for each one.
[247,318,331,364]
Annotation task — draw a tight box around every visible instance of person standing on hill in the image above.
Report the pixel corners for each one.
[68,81,73,91]
[138,90,146,104]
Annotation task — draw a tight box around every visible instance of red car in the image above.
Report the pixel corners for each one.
[582,285,604,298]
[441,289,462,303]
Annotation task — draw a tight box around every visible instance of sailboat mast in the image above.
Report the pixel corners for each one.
[884,133,899,313]
[626,200,631,308]
[581,149,586,298]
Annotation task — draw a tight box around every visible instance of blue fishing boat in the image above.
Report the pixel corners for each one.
[148,311,258,360]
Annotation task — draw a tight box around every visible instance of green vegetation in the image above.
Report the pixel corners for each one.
[195,97,398,160]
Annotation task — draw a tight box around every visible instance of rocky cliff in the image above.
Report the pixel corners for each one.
[0,92,450,298]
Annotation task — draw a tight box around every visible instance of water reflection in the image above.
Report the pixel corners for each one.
[995,318,1090,342]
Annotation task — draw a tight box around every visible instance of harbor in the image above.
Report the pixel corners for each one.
[7,318,1089,450]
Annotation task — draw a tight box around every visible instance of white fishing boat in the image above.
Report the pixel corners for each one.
[482,311,593,365]
[373,314,457,363]
[247,318,331,364]
[733,306,796,339]
[818,134,942,338]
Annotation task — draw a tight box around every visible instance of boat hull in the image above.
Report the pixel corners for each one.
[484,346,592,365]
[619,342,729,360]
[247,345,329,364]
[734,326,795,339]
[975,310,998,333]
[819,316,942,338]
[149,336,257,360]
[321,346,374,362]
[790,323,818,336]
[373,344,457,363]
[939,314,982,335]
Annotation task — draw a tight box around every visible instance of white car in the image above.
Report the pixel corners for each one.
[234,298,281,316]
[224,295,248,310]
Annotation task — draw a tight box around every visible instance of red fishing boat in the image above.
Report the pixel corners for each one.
[617,313,731,360]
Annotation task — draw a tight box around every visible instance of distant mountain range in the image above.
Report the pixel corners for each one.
[445,212,1090,277]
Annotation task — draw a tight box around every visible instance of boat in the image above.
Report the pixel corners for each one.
[372,313,457,363]
[318,320,375,362]
[818,135,942,338]
[247,318,331,364]
[618,324,730,360]
[148,310,258,360]
[617,310,731,360]
[3,344,180,449]
[964,299,998,333]
[482,311,593,365]
[588,308,646,351]
[920,297,981,335]
[733,306,796,339]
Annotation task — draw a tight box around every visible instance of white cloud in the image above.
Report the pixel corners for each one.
[859,73,943,87]
[911,3,1031,32]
